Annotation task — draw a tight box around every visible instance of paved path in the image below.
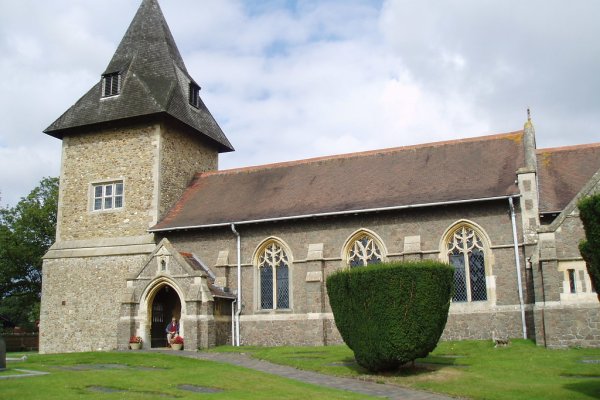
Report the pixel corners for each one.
[152,350,457,400]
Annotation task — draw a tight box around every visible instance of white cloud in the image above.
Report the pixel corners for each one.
[0,0,599,207]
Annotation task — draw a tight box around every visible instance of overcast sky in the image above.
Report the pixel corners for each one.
[1,0,599,207]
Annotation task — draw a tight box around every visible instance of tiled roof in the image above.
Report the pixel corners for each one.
[44,0,233,152]
[180,252,235,299]
[151,131,526,231]
[537,143,600,213]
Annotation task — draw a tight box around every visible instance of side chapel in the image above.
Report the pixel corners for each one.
[39,0,600,353]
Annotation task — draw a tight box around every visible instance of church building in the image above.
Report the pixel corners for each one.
[39,0,600,353]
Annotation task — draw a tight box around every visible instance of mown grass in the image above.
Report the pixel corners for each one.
[0,351,374,400]
[211,340,600,400]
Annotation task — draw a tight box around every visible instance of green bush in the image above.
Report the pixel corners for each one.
[578,193,600,302]
[326,260,453,372]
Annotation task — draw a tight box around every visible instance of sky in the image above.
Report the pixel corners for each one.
[1,0,599,207]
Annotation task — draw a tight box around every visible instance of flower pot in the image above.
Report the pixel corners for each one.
[129,342,142,350]
[171,343,183,350]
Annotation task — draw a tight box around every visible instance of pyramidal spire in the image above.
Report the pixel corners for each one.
[44,0,233,153]
[105,0,186,75]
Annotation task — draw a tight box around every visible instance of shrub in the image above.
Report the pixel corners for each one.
[326,260,453,372]
[578,193,600,302]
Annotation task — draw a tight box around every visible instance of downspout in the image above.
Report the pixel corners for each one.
[231,223,241,346]
[231,299,236,346]
[509,197,527,339]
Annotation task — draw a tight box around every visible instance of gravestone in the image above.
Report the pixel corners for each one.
[0,335,6,371]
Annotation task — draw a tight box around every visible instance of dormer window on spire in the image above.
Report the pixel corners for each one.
[102,72,121,97]
[189,82,201,108]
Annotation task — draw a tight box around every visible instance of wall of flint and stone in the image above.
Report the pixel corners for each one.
[165,200,535,346]
[532,178,600,348]
[40,254,145,353]
[56,122,218,242]
[41,121,220,353]
[158,124,218,218]
[57,124,159,241]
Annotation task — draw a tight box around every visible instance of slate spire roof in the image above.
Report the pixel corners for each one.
[44,0,233,152]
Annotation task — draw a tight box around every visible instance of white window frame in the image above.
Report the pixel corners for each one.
[91,181,124,211]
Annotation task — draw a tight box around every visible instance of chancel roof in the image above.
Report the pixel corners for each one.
[537,143,600,214]
[151,131,526,231]
[44,0,233,152]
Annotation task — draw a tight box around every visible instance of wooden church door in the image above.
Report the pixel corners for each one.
[150,285,181,348]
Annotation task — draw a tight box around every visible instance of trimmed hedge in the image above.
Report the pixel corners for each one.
[578,193,600,302]
[326,261,453,372]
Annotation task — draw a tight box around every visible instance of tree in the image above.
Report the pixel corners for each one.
[326,261,453,372]
[0,177,58,329]
[578,193,600,302]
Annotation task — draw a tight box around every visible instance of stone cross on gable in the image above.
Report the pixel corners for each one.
[0,335,6,371]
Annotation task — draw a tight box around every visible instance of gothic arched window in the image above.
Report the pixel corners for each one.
[345,231,385,268]
[257,241,290,309]
[446,225,488,302]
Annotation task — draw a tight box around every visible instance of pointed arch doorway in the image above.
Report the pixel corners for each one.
[150,285,181,348]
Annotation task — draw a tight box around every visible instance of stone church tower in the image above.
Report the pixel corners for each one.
[40,0,233,353]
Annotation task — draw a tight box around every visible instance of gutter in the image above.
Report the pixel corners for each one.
[509,197,527,339]
[150,195,518,233]
[230,223,242,347]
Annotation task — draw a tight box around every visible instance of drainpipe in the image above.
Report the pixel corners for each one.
[509,197,527,339]
[231,298,236,346]
[231,223,242,346]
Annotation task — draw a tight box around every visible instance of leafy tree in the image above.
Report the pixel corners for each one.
[0,177,58,329]
[578,193,600,302]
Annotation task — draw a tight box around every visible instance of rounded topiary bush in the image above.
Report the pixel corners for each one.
[326,261,454,372]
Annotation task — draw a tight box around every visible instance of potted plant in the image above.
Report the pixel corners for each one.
[129,336,143,350]
[171,335,184,350]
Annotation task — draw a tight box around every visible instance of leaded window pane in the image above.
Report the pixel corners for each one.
[450,253,467,302]
[105,185,112,196]
[115,195,123,208]
[276,264,289,309]
[447,226,487,303]
[115,183,123,195]
[94,186,103,197]
[104,197,113,209]
[258,242,290,310]
[94,198,102,210]
[260,266,273,309]
[469,249,487,301]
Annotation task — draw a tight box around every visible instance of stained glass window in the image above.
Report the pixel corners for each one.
[447,226,488,302]
[258,242,290,309]
[347,234,383,268]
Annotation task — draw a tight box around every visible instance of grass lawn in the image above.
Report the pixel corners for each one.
[0,351,374,400]
[211,339,600,400]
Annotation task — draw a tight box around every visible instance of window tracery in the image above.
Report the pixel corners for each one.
[346,233,383,268]
[446,225,487,302]
[257,241,290,309]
